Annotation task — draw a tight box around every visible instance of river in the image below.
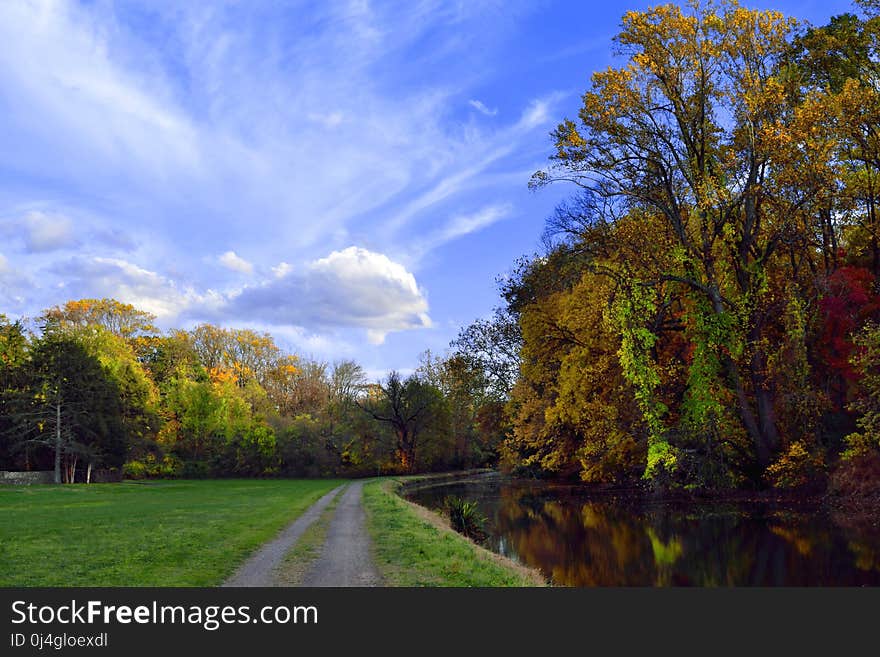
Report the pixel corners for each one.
[404,472,880,586]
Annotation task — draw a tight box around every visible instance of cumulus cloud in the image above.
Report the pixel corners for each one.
[50,256,220,321]
[22,211,77,252]
[218,250,254,274]
[221,247,431,343]
[469,99,498,116]
[37,247,429,343]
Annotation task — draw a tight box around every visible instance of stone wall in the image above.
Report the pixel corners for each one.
[0,470,55,485]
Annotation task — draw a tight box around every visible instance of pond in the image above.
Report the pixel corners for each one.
[404,472,880,586]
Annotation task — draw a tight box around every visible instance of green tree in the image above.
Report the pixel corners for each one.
[10,332,125,483]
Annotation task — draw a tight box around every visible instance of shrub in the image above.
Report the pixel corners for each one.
[443,496,488,543]
[764,441,825,490]
[122,460,147,480]
[122,454,183,479]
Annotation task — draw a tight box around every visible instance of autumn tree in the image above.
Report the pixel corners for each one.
[358,371,449,473]
[41,298,158,339]
[530,0,844,481]
[417,350,501,467]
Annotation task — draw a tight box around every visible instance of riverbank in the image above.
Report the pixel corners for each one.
[362,477,546,587]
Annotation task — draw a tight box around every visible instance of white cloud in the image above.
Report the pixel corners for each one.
[272,262,293,278]
[469,99,498,116]
[22,211,77,252]
[0,253,9,274]
[50,256,220,321]
[517,94,566,131]
[38,247,430,342]
[218,250,254,274]
[221,247,431,342]
[434,203,512,245]
[381,93,565,238]
[413,203,512,260]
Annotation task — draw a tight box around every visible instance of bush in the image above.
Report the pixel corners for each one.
[122,454,182,479]
[443,496,488,543]
[122,460,148,480]
[841,432,879,460]
[764,441,825,490]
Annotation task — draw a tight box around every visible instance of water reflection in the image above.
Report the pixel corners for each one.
[405,475,880,586]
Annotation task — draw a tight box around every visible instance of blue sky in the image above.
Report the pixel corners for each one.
[0,0,857,379]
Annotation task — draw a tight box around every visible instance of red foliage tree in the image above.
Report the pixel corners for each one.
[818,266,880,408]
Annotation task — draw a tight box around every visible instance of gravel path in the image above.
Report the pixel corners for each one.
[300,481,383,587]
[222,485,344,587]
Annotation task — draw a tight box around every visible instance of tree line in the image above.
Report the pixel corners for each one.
[454,0,880,493]
[0,300,504,482]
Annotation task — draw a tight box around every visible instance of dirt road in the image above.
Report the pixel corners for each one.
[222,484,344,587]
[300,481,383,587]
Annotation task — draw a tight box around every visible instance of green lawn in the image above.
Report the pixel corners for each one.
[363,478,546,587]
[0,479,343,586]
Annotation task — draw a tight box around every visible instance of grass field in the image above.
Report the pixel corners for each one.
[363,478,546,587]
[0,479,343,586]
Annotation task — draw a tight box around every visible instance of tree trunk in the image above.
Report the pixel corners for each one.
[395,427,417,473]
[710,287,778,469]
[87,462,92,484]
[749,322,780,468]
[54,401,62,485]
[725,354,765,462]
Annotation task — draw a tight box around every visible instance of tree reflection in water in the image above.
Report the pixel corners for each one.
[405,475,880,586]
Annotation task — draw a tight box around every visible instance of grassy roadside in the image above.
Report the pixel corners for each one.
[274,484,345,585]
[363,478,546,587]
[0,479,344,586]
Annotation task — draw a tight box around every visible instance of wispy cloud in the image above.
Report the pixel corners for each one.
[413,203,512,260]
[469,99,498,116]
[380,91,564,239]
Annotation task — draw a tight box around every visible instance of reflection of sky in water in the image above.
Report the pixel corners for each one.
[406,475,880,586]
